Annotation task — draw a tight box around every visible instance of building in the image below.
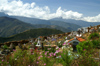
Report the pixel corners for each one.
[68,37,85,52]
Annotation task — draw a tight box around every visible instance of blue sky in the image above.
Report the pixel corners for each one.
[0,0,100,22]
[22,0,100,16]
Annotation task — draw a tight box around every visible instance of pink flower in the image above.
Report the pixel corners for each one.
[53,53,56,56]
[37,62,39,64]
[28,65,30,66]
[13,49,16,51]
[64,42,66,44]
[59,55,61,58]
[49,53,52,56]
[40,52,42,54]
[38,57,40,60]
[48,56,50,58]
[44,63,46,65]
[83,49,86,51]
[45,52,47,55]
[32,53,34,55]
[2,60,4,62]
[59,48,61,50]
[63,44,65,45]
[40,55,43,57]
[55,50,58,53]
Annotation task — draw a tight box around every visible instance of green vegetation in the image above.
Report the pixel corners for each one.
[3,45,8,49]
[0,17,72,37]
[92,40,100,48]
[76,41,93,54]
[0,28,64,43]
[0,37,99,66]
[88,32,99,39]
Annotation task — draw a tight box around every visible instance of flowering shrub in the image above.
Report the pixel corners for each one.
[56,40,65,48]
[76,41,93,54]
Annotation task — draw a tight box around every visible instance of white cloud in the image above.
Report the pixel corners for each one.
[82,14,100,22]
[0,0,100,22]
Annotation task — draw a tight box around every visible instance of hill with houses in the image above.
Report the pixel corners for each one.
[0,24,100,66]
[0,12,100,66]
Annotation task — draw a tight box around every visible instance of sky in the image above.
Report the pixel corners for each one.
[0,0,100,22]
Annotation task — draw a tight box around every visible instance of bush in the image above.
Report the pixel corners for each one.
[91,40,100,48]
[78,54,99,66]
[3,45,8,49]
[56,50,73,66]
[89,32,99,39]
[76,41,93,54]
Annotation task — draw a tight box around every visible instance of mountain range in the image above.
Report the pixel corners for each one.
[51,17,100,27]
[0,17,71,37]
[0,12,100,38]
[10,16,81,31]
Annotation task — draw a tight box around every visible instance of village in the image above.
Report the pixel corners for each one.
[0,24,100,66]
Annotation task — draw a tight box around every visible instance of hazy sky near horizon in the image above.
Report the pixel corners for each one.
[0,0,100,22]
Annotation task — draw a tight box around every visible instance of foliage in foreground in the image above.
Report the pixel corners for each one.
[88,32,99,39]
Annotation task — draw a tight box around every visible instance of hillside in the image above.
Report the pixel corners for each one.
[33,24,71,32]
[0,12,9,17]
[0,17,34,37]
[0,28,64,43]
[0,17,70,37]
[11,16,81,30]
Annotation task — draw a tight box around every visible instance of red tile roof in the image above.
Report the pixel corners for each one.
[68,37,85,42]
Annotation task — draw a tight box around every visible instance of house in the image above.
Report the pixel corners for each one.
[36,39,41,47]
[67,37,85,52]
[70,31,78,37]
[89,27,97,33]
[35,39,44,50]
[82,27,89,33]
[97,25,100,30]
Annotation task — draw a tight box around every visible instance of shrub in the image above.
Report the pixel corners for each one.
[56,50,73,66]
[3,45,8,49]
[78,54,99,66]
[76,41,93,54]
[89,32,99,39]
[91,40,100,48]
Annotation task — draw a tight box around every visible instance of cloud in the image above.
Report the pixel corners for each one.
[0,0,100,22]
[83,14,100,22]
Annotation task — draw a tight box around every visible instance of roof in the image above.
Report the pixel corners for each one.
[68,37,85,43]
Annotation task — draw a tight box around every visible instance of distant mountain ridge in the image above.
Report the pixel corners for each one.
[10,16,81,31]
[0,12,100,28]
[0,17,34,37]
[0,12,9,17]
[0,17,71,37]
[51,17,100,27]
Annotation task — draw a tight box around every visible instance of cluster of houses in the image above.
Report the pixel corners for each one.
[0,25,100,57]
